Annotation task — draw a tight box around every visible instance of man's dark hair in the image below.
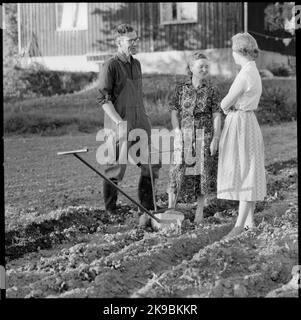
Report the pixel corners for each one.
[114,24,135,40]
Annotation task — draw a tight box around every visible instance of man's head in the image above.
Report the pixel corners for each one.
[114,24,139,56]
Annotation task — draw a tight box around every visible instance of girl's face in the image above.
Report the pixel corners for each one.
[190,59,209,79]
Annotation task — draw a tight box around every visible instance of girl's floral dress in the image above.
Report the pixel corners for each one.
[168,77,222,201]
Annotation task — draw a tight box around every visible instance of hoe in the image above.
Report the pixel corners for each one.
[57,148,185,230]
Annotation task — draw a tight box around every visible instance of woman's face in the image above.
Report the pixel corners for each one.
[190,59,209,79]
[232,50,240,64]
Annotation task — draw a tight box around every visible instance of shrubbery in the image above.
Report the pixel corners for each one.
[4,62,99,101]
[3,75,296,136]
[257,87,296,124]
[266,62,295,77]
[19,64,98,97]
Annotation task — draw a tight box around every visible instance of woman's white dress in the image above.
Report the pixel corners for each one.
[217,61,267,201]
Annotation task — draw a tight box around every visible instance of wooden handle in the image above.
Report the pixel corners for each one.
[57,148,89,156]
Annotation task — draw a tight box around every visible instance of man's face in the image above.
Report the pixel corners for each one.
[117,31,139,56]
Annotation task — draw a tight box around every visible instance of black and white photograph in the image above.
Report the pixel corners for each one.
[1,1,299,308]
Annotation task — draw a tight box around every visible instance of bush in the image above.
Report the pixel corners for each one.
[267,63,294,77]
[3,63,36,101]
[19,63,98,97]
[4,61,98,102]
[18,63,62,97]
[257,87,296,124]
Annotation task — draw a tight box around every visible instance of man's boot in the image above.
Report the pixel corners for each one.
[138,176,154,227]
[103,179,118,215]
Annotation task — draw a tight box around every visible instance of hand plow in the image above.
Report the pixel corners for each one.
[57,148,185,230]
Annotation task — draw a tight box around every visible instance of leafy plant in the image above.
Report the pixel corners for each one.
[257,87,296,124]
[266,63,294,77]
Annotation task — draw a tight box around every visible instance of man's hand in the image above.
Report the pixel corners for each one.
[117,120,127,140]
[210,137,219,156]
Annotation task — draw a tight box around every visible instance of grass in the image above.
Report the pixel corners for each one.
[3,75,296,136]
[4,121,297,220]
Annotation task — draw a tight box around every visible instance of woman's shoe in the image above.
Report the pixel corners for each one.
[222,226,245,240]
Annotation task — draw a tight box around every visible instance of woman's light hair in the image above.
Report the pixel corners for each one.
[232,32,260,60]
[186,51,208,79]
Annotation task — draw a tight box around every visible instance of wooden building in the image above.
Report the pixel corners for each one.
[18,2,295,75]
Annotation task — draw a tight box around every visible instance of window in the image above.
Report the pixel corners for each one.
[160,2,198,25]
[56,3,88,30]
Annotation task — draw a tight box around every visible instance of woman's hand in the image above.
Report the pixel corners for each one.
[174,127,183,150]
[223,105,236,115]
[210,136,219,156]
[173,127,183,164]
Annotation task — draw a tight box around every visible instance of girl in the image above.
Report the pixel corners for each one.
[168,52,222,224]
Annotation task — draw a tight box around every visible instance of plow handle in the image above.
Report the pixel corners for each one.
[72,153,160,223]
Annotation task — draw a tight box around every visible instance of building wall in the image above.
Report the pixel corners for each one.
[19,2,295,76]
[19,2,243,56]
[19,3,88,56]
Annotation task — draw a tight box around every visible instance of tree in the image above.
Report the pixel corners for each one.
[264,2,295,35]
[3,3,30,100]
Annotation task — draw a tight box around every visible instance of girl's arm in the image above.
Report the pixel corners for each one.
[210,112,222,156]
[221,75,247,114]
[212,112,221,138]
[171,110,180,129]
[169,83,182,129]
[209,84,222,156]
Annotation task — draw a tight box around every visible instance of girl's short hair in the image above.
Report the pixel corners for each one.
[232,32,259,60]
[186,51,208,79]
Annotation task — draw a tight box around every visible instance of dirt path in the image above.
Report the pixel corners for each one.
[5,158,298,298]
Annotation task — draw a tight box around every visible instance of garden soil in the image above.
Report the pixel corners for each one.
[5,159,299,298]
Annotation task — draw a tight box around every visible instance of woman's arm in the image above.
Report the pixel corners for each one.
[221,75,247,113]
[169,84,182,129]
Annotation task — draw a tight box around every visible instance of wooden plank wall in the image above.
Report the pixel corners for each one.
[20,2,244,56]
[20,3,88,56]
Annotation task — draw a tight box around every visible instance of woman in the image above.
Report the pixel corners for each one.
[217,33,267,239]
[168,52,222,224]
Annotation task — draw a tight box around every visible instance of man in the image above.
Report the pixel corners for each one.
[97,24,161,225]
